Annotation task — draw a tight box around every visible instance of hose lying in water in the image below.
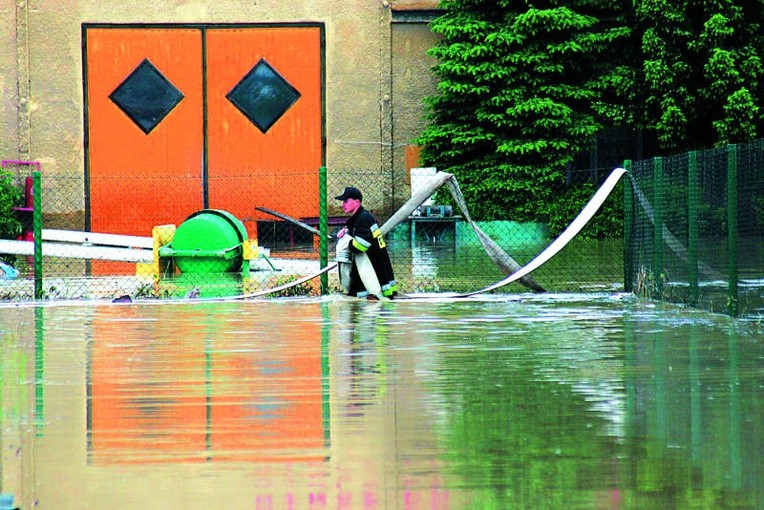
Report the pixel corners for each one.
[380,171,546,292]
[219,262,338,301]
[259,172,546,292]
[455,167,627,297]
[219,167,628,301]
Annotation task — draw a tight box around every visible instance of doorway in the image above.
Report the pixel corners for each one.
[83,24,324,240]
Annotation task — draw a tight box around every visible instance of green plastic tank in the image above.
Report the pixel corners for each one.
[159,209,248,274]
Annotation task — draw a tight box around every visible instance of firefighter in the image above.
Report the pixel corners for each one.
[334,186,397,300]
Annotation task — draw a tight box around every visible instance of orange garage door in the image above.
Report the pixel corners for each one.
[85,24,323,248]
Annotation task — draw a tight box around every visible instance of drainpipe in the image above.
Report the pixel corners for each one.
[16,0,32,160]
[379,1,394,212]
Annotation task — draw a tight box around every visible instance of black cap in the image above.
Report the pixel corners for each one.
[334,186,363,201]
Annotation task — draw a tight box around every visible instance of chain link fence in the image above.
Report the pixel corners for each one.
[0,140,764,316]
[0,161,629,301]
[331,166,625,295]
[625,139,764,318]
[3,141,761,318]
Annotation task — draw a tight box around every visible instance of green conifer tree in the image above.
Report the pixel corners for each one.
[417,0,631,220]
[633,0,764,151]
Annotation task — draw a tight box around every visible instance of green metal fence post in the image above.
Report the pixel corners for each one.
[688,151,699,307]
[32,170,43,299]
[623,160,633,293]
[727,144,738,316]
[319,166,328,294]
[653,157,664,298]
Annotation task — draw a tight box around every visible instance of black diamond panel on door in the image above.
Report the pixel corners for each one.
[109,58,185,134]
[226,58,301,133]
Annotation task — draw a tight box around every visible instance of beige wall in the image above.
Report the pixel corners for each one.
[1,1,439,217]
[0,2,20,161]
[391,22,439,207]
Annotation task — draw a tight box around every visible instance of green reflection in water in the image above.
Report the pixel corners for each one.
[422,303,763,509]
[1,323,29,426]
[434,333,619,509]
[619,314,761,509]
[321,300,331,445]
[4,296,763,509]
[35,306,44,433]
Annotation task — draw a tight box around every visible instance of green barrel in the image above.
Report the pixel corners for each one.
[159,209,248,274]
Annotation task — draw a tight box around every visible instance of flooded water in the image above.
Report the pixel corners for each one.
[1,294,763,509]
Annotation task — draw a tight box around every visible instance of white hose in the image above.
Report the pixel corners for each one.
[457,168,628,297]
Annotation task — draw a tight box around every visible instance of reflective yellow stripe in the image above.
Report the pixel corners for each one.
[371,227,386,249]
[352,238,369,252]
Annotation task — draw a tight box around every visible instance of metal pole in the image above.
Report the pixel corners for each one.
[623,160,633,293]
[688,151,699,306]
[653,157,663,298]
[32,170,43,299]
[319,166,328,294]
[727,144,738,316]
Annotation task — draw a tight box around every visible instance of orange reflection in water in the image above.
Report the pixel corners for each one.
[88,304,324,465]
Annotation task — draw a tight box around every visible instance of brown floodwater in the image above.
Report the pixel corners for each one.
[1,294,762,509]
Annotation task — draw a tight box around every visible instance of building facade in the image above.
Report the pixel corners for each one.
[0,0,440,237]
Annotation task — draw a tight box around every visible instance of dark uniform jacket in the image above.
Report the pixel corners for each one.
[345,206,397,298]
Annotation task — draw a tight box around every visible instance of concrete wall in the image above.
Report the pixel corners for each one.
[1,0,440,216]
[0,2,20,161]
[391,21,439,207]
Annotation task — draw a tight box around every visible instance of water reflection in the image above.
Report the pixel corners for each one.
[88,304,326,465]
[333,300,390,417]
[0,296,762,509]
[410,244,438,286]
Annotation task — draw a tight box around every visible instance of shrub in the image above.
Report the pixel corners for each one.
[543,181,624,239]
[0,169,23,264]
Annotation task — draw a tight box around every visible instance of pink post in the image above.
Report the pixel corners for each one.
[24,176,34,207]
[1,159,41,173]
[2,160,40,246]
